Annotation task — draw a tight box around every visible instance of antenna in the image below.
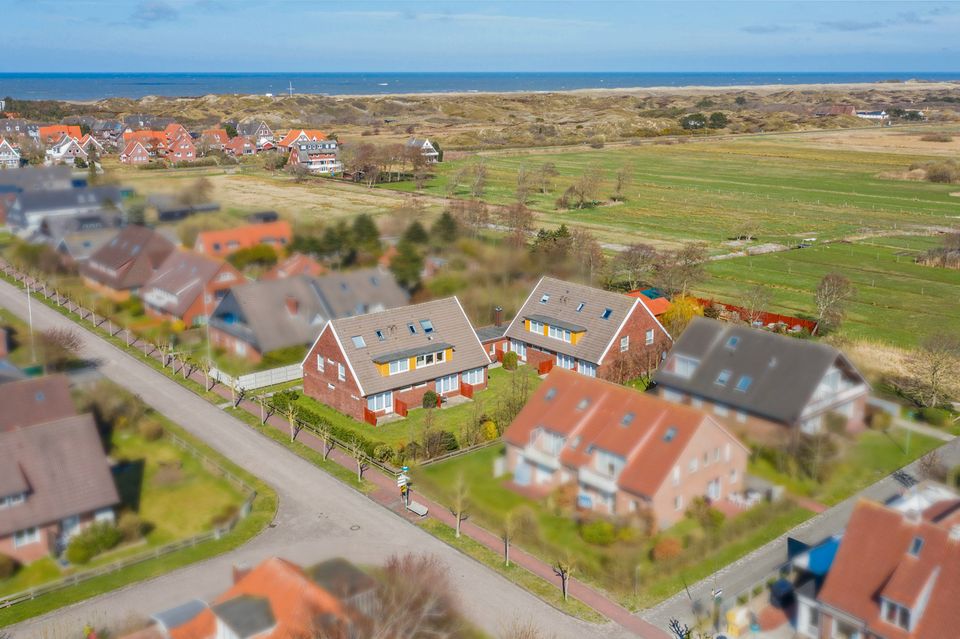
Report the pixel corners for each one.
[287,81,295,97]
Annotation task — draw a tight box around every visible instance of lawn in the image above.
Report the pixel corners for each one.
[698,235,960,347]
[412,444,813,610]
[0,307,38,368]
[294,365,542,449]
[383,133,959,251]
[750,427,945,506]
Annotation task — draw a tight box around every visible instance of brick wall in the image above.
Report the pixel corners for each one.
[598,302,671,379]
[302,327,365,421]
[0,523,57,563]
[209,326,262,363]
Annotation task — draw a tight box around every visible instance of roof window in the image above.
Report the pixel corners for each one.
[909,536,924,557]
[601,308,612,320]
[664,427,677,442]
[408,323,417,335]
[576,302,585,312]
[576,398,590,410]
[735,376,752,392]
[621,412,635,426]
[545,388,557,401]
[419,319,434,334]
[726,336,740,350]
[375,329,385,342]
[540,294,550,304]
[715,370,732,386]
[351,335,366,348]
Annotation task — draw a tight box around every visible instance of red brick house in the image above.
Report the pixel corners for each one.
[654,317,870,443]
[303,297,491,424]
[168,133,197,163]
[796,499,960,639]
[223,136,256,156]
[277,128,328,151]
[0,412,119,563]
[163,123,189,143]
[142,249,243,326]
[120,140,150,164]
[194,220,292,259]
[503,368,748,528]
[502,277,672,379]
[122,130,167,157]
[200,128,229,151]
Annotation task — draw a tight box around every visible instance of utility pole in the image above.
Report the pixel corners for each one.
[287,81,294,97]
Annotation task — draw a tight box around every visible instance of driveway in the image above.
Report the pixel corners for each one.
[0,280,638,639]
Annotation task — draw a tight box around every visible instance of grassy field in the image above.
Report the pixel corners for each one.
[383,131,960,250]
[698,235,960,347]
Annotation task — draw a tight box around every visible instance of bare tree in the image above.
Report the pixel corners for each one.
[653,243,709,297]
[457,200,490,238]
[553,556,574,602]
[349,436,369,482]
[502,510,517,566]
[740,284,771,326]
[501,621,550,639]
[37,327,81,372]
[470,161,488,198]
[814,272,855,334]
[516,165,532,204]
[450,473,470,539]
[611,164,631,201]
[275,395,303,442]
[315,418,336,460]
[537,162,558,194]
[908,333,960,407]
[368,554,466,639]
[500,203,535,249]
[197,357,215,391]
[447,164,471,196]
[616,243,658,291]
[571,227,605,285]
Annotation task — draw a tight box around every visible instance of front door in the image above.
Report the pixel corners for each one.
[707,478,721,501]
[60,515,81,547]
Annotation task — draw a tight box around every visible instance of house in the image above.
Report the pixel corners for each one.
[147,194,220,222]
[287,139,342,174]
[163,123,189,143]
[44,135,87,165]
[796,499,960,639]
[80,225,177,300]
[0,119,38,142]
[167,134,197,163]
[502,277,672,378]
[0,375,77,432]
[277,128,328,151]
[38,125,82,145]
[223,136,256,157]
[0,165,77,194]
[303,296,490,424]
[194,220,292,258]
[236,120,274,146]
[200,128,229,151]
[122,130,167,157]
[35,212,124,254]
[120,140,151,164]
[91,119,124,146]
[129,557,358,639]
[405,137,441,163]
[814,105,857,117]
[53,227,121,265]
[0,413,120,563]
[78,134,105,157]
[262,252,326,280]
[856,110,889,121]
[123,114,174,130]
[503,368,748,527]
[142,250,243,326]
[6,185,125,233]
[653,317,870,442]
[307,557,379,619]
[209,269,408,363]
[474,306,509,360]
[627,290,672,318]
[0,138,20,168]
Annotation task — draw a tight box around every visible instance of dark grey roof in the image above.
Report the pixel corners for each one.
[211,595,275,639]
[237,121,272,136]
[39,212,124,246]
[0,413,120,536]
[152,599,208,631]
[372,342,454,364]
[80,225,176,291]
[0,375,76,432]
[143,250,237,319]
[653,317,869,425]
[13,185,123,215]
[54,227,123,261]
[0,165,76,193]
[475,324,507,343]
[308,558,377,599]
[311,268,408,319]
[524,313,586,333]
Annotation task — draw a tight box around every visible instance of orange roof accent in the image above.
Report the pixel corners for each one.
[627,290,672,316]
[164,123,189,139]
[123,130,166,146]
[503,368,738,498]
[39,125,82,142]
[263,253,326,280]
[278,129,327,148]
[170,558,347,639]
[194,220,292,257]
[201,129,229,144]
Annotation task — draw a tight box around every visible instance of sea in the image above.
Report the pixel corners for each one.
[1,72,958,102]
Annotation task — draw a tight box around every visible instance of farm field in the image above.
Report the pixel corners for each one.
[697,235,960,347]
[384,128,960,250]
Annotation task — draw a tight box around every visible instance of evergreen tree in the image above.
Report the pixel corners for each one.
[402,220,429,245]
[390,240,424,289]
[351,214,381,253]
[431,211,459,244]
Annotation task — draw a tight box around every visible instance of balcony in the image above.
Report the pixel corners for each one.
[801,383,869,418]
[522,445,561,471]
[578,466,619,495]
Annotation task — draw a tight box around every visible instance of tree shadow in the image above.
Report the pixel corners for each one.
[113,458,146,512]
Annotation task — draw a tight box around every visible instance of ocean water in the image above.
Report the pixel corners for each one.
[0,72,957,101]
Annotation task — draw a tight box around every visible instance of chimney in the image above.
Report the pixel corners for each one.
[494,306,503,327]
[232,562,251,584]
[285,295,299,315]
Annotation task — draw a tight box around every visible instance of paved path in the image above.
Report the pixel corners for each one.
[0,278,645,639]
[895,417,954,442]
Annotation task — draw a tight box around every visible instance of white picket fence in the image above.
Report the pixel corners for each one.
[209,363,303,391]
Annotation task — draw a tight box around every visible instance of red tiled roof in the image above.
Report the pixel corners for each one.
[278,129,327,148]
[263,253,326,280]
[503,368,739,498]
[627,291,672,316]
[194,220,292,256]
[123,130,166,147]
[39,125,82,142]
[201,129,229,144]
[818,500,960,639]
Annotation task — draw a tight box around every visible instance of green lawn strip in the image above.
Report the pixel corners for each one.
[0,307,39,368]
[225,407,376,493]
[418,518,607,625]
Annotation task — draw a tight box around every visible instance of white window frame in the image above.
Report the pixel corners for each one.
[557,353,575,370]
[620,335,629,352]
[578,361,597,377]
[462,367,484,385]
[389,359,410,375]
[367,390,393,413]
[14,526,40,548]
[645,329,655,346]
[436,373,459,394]
[316,354,324,372]
[94,507,115,523]
[337,363,346,381]
[529,319,544,334]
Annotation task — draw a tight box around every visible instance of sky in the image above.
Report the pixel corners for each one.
[0,0,958,73]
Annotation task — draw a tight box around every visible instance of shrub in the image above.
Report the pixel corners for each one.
[920,407,952,427]
[480,420,499,441]
[373,443,393,462]
[868,411,893,431]
[651,537,683,562]
[117,513,148,542]
[422,429,458,457]
[921,133,954,143]
[0,553,19,579]
[949,465,960,489]
[66,523,122,565]
[422,390,439,409]
[502,351,518,371]
[580,519,617,546]
[139,419,164,441]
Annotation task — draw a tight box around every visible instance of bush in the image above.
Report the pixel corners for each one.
[422,390,439,409]
[502,351,518,371]
[580,519,617,546]
[139,419,164,441]
[948,465,960,489]
[920,407,952,427]
[228,244,279,270]
[117,512,148,542]
[868,410,893,431]
[422,429,458,457]
[66,522,123,565]
[480,420,499,441]
[651,537,682,562]
[0,553,19,579]
[921,133,953,142]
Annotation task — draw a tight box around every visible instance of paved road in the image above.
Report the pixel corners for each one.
[641,428,960,629]
[0,280,637,639]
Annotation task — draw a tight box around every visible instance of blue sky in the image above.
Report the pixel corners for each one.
[1,0,957,72]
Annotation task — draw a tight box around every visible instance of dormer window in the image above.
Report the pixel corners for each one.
[883,599,911,630]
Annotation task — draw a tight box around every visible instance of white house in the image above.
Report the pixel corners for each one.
[0,138,20,168]
[406,138,440,163]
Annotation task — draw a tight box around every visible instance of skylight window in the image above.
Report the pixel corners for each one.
[664,427,677,442]
[715,370,732,386]
[351,335,366,348]
[576,302,585,312]
[576,398,590,410]
[540,294,550,304]
[408,323,417,335]
[621,412,635,426]
[419,319,434,334]
[545,387,557,401]
[909,536,924,556]
[375,329,385,342]
[735,376,752,392]
[726,336,740,350]
[601,308,613,320]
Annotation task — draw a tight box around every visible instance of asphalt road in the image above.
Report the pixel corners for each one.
[0,280,637,639]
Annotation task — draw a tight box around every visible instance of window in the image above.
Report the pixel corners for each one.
[529,319,545,334]
[715,370,732,386]
[545,387,557,401]
[351,335,366,348]
[548,325,572,342]
[375,329,385,342]
[578,361,597,377]
[601,308,613,320]
[909,536,924,556]
[316,354,324,372]
[389,359,409,375]
[436,373,458,394]
[726,336,740,350]
[576,302,585,312]
[367,391,393,413]
[621,412,635,426]
[689,457,698,473]
[672,465,680,485]
[620,336,629,352]
[337,363,345,381]
[415,351,445,368]
[714,404,729,417]
[736,410,747,423]
[664,427,678,442]
[540,294,550,304]
[672,355,700,379]
[94,508,114,523]
[462,367,484,385]
[730,468,738,484]
[714,447,721,462]
[14,527,39,547]
[419,319,434,333]
[510,340,526,358]
[557,353,575,370]
[576,398,590,410]
[674,495,683,511]
[0,493,25,509]
[645,329,654,346]
[735,375,752,392]
[408,323,417,335]
[725,443,731,462]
